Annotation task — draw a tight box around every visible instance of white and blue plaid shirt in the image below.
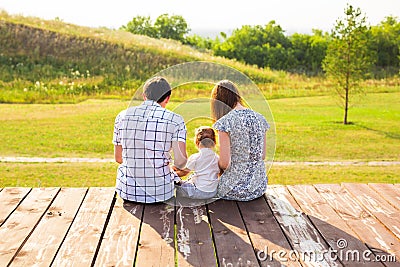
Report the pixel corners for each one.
[113,100,186,203]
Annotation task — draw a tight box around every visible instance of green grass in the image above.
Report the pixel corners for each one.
[270,92,400,161]
[1,92,398,161]
[0,162,117,187]
[1,11,398,187]
[270,164,400,185]
[0,163,398,187]
[0,99,127,158]
[0,92,399,186]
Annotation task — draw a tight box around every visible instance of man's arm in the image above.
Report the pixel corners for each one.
[172,141,187,169]
[114,145,123,164]
[112,109,126,164]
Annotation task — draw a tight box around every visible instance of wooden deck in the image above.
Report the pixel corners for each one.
[0,184,399,266]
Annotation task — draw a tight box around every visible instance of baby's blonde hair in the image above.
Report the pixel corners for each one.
[194,126,216,148]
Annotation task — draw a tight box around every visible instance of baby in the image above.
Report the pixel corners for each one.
[174,126,220,199]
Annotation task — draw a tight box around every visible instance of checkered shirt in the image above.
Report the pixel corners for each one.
[113,100,186,203]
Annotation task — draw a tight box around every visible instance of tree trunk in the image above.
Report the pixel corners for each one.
[344,55,350,125]
[344,87,349,124]
[343,93,349,124]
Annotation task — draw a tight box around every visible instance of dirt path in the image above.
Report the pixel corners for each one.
[1,156,399,166]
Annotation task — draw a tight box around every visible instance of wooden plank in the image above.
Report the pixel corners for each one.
[266,185,341,267]
[9,188,87,266]
[175,205,217,267]
[0,187,31,226]
[94,197,144,267]
[135,203,175,267]
[288,184,383,266]
[52,187,115,266]
[0,187,59,266]
[315,184,400,266]
[207,200,259,267]
[237,195,301,267]
[369,183,400,211]
[343,183,400,239]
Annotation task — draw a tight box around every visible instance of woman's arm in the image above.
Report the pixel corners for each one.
[262,132,267,160]
[218,131,231,170]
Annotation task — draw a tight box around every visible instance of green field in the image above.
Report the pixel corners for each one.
[1,91,399,186]
[1,162,398,187]
[1,12,399,187]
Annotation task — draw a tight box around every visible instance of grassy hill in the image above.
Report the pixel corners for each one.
[0,11,285,103]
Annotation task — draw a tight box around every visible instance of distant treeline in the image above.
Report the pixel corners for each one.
[123,14,400,77]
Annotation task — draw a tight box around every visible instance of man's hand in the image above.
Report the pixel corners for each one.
[172,166,191,177]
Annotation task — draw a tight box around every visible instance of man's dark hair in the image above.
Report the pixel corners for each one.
[143,76,172,103]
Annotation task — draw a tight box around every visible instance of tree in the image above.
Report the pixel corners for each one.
[184,34,216,51]
[214,21,291,69]
[322,5,376,124]
[120,16,157,38]
[154,14,189,42]
[289,30,329,75]
[120,14,189,42]
[369,16,400,77]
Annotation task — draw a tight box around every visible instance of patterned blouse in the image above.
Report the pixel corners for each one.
[213,109,269,201]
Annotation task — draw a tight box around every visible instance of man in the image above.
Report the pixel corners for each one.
[113,76,187,203]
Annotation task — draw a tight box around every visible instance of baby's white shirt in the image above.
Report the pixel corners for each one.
[186,148,220,192]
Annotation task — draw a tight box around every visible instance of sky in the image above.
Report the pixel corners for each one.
[1,0,399,36]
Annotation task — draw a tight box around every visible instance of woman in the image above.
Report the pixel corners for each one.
[211,80,269,201]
